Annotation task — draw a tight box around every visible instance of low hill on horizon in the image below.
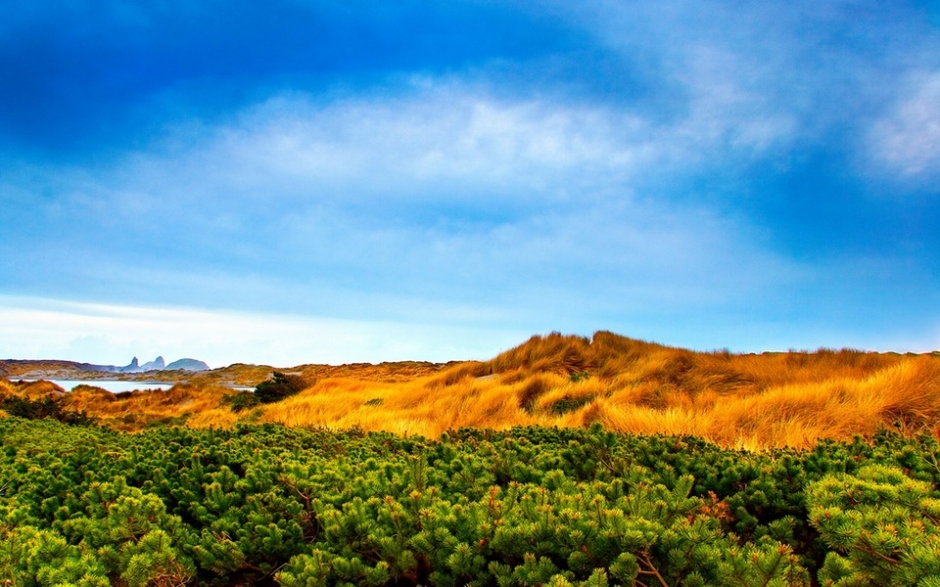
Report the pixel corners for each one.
[0,356,210,379]
[0,355,450,386]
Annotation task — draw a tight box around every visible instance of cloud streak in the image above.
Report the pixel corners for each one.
[2,84,802,309]
[0,296,527,367]
[870,71,940,181]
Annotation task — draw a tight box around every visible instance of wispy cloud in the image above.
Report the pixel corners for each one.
[0,296,527,366]
[2,83,801,317]
[580,1,940,171]
[869,71,940,181]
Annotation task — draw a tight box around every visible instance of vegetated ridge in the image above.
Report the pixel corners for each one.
[0,356,445,385]
[3,331,940,449]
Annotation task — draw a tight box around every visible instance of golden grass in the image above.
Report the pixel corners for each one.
[18,380,66,399]
[59,383,236,432]
[4,332,940,449]
[255,332,940,449]
[0,379,14,399]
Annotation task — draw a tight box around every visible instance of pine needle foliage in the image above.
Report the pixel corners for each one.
[3,417,940,585]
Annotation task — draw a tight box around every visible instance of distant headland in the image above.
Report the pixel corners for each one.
[0,356,210,379]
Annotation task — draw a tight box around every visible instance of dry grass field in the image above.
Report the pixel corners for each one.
[4,331,940,449]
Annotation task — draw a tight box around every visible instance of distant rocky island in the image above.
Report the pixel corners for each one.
[113,356,210,373]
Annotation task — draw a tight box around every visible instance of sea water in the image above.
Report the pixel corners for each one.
[35,380,176,393]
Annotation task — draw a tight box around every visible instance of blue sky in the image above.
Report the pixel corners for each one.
[1,1,938,367]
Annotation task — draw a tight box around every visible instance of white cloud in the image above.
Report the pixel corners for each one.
[869,71,940,181]
[157,88,653,206]
[571,2,808,146]
[0,296,527,367]
[672,43,800,155]
[93,76,805,224]
[575,0,940,183]
[3,80,808,338]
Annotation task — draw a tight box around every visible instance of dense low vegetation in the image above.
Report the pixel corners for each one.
[3,417,940,585]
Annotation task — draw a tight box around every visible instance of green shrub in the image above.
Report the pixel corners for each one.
[1,395,96,426]
[808,464,940,585]
[222,390,261,412]
[254,372,309,404]
[569,371,591,383]
[549,395,594,415]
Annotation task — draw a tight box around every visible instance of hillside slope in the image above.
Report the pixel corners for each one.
[5,331,940,449]
[257,331,940,448]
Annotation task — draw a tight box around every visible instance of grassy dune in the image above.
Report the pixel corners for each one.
[4,331,940,449]
[257,332,940,449]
